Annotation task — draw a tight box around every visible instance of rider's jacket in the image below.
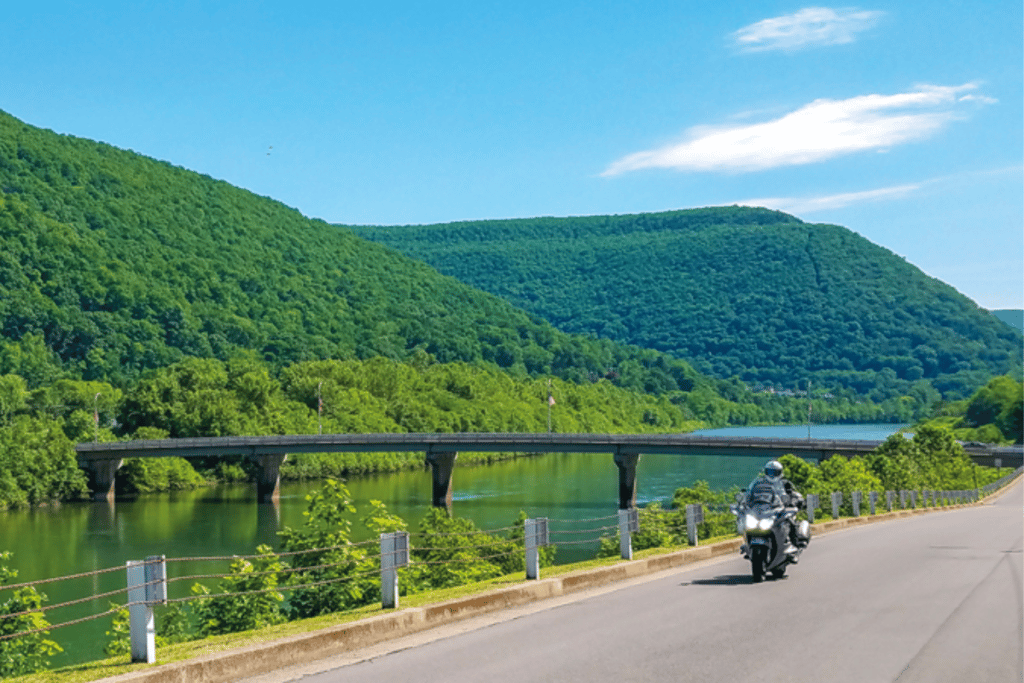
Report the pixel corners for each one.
[746,475,803,508]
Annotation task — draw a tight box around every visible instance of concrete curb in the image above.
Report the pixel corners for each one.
[98,476,1020,683]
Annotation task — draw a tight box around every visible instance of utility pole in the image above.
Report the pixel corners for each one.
[317,381,323,436]
[547,379,554,433]
[94,392,101,442]
[806,380,812,439]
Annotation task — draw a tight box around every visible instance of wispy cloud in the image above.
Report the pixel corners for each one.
[738,183,922,214]
[734,164,1023,214]
[602,83,992,176]
[732,6,884,53]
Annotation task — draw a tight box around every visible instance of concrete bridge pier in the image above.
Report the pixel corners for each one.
[426,449,458,513]
[252,454,287,504]
[614,451,640,509]
[83,459,123,502]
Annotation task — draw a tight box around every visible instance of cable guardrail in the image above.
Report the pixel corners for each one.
[2,465,1020,663]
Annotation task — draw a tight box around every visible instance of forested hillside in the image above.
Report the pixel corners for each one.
[352,210,1023,401]
[0,110,708,395]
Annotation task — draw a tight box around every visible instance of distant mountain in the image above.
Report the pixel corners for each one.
[351,209,1023,401]
[992,310,1024,335]
[0,110,704,395]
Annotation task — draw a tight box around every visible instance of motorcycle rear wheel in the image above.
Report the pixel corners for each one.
[751,546,767,583]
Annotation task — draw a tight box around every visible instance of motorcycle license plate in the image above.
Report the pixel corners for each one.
[748,537,769,546]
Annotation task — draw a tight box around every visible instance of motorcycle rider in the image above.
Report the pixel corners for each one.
[747,460,807,552]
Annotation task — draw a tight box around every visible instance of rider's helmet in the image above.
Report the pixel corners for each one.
[764,460,784,481]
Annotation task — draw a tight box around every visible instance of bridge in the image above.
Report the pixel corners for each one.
[74,432,1022,507]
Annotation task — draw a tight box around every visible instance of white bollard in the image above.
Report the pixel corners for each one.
[618,509,637,560]
[380,532,408,609]
[126,555,165,664]
[524,518,548,580]
[685,504,703,546]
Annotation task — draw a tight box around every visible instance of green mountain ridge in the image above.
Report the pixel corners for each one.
[0,110,707,396]
[2,108,1017,411]
[351,211,1023,401]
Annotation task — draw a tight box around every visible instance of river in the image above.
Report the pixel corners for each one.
[0,423,905,666]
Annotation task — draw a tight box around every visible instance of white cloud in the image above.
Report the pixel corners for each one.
[602,83,988,176]
[737,165,1022,215]
[732,6,884,52]
[738,183,922,214]
[958,93,998,105]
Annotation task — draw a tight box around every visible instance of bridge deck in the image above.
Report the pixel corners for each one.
[73,433,1021,506]
[75,432,1021,464]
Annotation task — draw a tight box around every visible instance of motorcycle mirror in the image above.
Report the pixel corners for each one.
[734,492,744,504]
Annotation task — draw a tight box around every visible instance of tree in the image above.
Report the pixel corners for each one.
[866,425,975,491]
[276,479,376,619]
[0,416,89,507]
[817,457,883,515]
[778,454,827,497]
[407,509,513,590]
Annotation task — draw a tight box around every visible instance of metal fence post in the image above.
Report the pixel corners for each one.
[806,493,818,523]
[869,491,878,515]
[685,504,703,546]
[127,555,166,664]
[831,491,842,519]
[380,531,409,609]
[525,518,548,580]
[851,491,861,517]
[910,490,918,509]
[886,491,894,512]
[618,508,637,560]
[899,490,908,509]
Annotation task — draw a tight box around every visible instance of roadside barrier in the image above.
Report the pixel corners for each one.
[1,466,1020,666]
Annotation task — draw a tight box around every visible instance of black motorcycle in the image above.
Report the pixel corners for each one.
[732,488,810,582]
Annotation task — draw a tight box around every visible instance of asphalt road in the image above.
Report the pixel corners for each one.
[247,481,1023,683]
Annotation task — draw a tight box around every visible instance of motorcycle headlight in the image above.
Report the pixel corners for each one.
[758,517,774,531]
[744,514,758,530]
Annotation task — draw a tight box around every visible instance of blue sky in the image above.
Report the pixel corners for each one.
[3,2,1021,309]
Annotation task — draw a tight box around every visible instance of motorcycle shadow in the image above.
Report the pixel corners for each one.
[684,573,786,586]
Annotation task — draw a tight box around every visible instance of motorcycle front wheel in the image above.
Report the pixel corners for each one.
[751,546,767,583]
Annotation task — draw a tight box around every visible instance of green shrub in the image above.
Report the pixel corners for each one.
[190,546,285,637]
[0,551,62,676]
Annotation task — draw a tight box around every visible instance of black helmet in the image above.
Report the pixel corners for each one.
[764,460,783,480]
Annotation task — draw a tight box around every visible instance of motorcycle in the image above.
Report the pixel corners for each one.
[731,488,810,582]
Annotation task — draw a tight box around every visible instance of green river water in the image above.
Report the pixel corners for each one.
[0,423,905,666]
